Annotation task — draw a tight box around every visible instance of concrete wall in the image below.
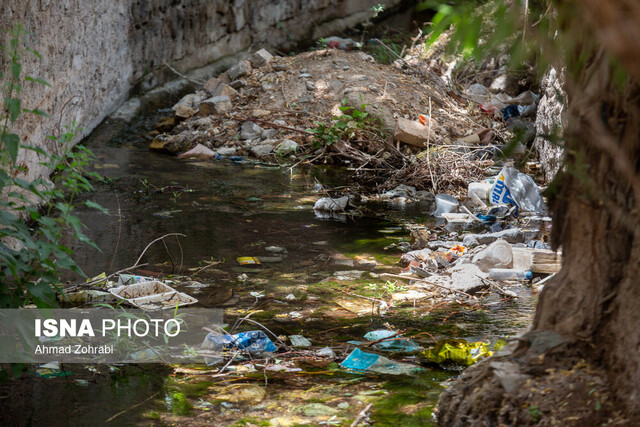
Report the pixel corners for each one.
[1,0,402,182]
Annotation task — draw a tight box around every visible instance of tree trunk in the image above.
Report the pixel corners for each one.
[437,2,640,424]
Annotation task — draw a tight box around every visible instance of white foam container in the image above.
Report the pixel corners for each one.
[109,280,197,310]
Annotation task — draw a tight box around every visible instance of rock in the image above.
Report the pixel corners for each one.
[178,143,216,159]
[149,134,192,154]
[328,80,344,90]
[228,60,252,80]
[299,403,339,417]
[272,63,288,72]
[270,416,308,427]
[203,77,221,92]
[306,81,315,91]
[250,142,275,157]
[240,121,264,140]
[155,116,176,133]
[394,117,434,147]
[275,139,298,156]
[229,79,247,89]
[427,240,463,250]
[449,263,488,294]
[198,96,232,115]
[392,290,430,302]
[252,109,271,117]
[213,384,266,404]
[171,93,196,111]
[261,128,278,139]
[356,51,375,62]
[332,270,365,280]
[333,258,355,267]
[313,196,349,212]
[175,104,196,120]
[356,259,378,269]
[249,48,273,68]
[462,229,525,247]
[213,83,238,98]
[215,146,237,156]
[400,248,433,265]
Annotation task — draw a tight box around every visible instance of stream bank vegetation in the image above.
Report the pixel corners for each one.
[0,24,104,309]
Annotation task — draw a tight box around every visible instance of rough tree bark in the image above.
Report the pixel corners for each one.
[437,1,640,424]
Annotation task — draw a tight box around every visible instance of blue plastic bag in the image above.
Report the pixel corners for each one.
[205,330,276,354]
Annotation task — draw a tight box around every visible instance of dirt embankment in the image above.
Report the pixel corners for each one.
[149,47,523,194]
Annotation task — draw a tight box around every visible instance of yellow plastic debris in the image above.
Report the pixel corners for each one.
[425,339,492,366]
[237,257,261,265]
[86,272,107,287]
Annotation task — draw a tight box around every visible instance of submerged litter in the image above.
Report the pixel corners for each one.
[202,330,277,355]
[341,348,423,375]
[109,280,198,310]
[289,335,312,347]
[425,339,492,366]
[363,330,421,352]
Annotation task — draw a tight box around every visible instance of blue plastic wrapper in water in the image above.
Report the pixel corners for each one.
[363,330,421,352]
[205,330,277,354]
[340,348,423,375]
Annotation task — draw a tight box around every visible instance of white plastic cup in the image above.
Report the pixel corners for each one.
[432,194,459,218]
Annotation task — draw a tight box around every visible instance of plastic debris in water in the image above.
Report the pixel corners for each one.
[203,330,277,355]
[237,257,261,265]
[340,348,423,375]
[363,330,421,352]
[288,335,312,347]
[424,339,492,366]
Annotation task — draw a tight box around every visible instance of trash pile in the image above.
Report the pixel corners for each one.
[146,45,533,193]
[382,163,559,299]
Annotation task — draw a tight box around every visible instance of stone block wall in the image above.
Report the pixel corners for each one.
[0,0,401,182]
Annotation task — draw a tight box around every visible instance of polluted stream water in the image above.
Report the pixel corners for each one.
[1,113,537,426]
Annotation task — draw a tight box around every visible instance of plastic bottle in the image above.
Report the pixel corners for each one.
[488,268,533,281]
[472,239,513,272]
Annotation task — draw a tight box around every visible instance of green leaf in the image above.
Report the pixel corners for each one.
[26,282,57,308]
[24,108,50,117]
[1,133,20,163]
[84,200,108,215]
[11,62,21,81]
[24,76,51,87]
[5,97,21,123]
